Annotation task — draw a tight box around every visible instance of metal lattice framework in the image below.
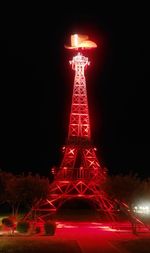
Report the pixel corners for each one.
[48,52,108,214]
[24,36,150,233]
[26,49,112,221]
[68,53,90,138]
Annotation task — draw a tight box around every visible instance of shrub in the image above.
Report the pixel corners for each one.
[8,215,17,224]
[2,218,14,228]
[16,221,30,233]
[44,220,56,235]
[35,226,41,234]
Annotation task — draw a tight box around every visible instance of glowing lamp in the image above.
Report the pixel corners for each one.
[51,167,55,174]
[65,34,97,49]
[62,146,66,152]
[133,204,150,215]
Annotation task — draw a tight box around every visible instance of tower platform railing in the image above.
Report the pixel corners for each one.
[54,167,99,181]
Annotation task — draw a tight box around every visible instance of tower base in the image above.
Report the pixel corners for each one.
[23,183,150,234]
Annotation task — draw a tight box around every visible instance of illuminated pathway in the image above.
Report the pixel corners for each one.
[55,221,147,253]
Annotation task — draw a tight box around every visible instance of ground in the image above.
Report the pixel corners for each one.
[1,221,150,253]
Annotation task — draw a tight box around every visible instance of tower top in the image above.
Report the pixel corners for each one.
[65,34,97,50]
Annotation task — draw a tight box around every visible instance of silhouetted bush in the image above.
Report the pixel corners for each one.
[35,226,41,234]
[2,218,14,228]
[16,221,30,233]
[44,220,56,235]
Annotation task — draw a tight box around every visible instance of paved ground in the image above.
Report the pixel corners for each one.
[1,221,150,252]
[56,221,150,253]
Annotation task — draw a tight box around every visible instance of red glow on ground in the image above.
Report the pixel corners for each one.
[54,221,150,253]
[56,221,118,232]
[56,220,150,235]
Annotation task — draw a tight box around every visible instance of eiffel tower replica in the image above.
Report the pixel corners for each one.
[26,34,111,221]
[25,35,150,232]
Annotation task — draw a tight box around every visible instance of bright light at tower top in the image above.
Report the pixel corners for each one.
[65,34,97,50]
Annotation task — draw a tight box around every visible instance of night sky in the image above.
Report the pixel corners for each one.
[0,5,149,178]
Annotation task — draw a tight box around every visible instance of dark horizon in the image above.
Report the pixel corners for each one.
[0,6,149,178]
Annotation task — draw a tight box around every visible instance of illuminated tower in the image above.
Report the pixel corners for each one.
[25,35,150,233]
[30,34,111,220]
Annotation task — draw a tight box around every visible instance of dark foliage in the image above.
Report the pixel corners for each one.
[44,220,56,235]
[0,170,50,215]
[35,226,41,234]
[2,217,14,228]
[16,221,30,233]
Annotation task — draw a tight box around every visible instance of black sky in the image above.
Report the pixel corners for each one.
[0,4,149,178]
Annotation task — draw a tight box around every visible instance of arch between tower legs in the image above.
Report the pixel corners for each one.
[28,179,115,222]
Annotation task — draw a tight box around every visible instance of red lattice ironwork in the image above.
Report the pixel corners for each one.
[68,53,90,139]
[24,36,150,233]
[26,48,110,221]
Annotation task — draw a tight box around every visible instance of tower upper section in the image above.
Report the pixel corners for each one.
[68,52,91,140]
[65,34,97,143]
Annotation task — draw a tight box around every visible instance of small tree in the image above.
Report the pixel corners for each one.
[2,217,15,235]
[2,217,14,227]
[103,173,142,205]
[21,173,50,211]
[0,170,14,204]
[137,177,150,202]
[2,172,49,216]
